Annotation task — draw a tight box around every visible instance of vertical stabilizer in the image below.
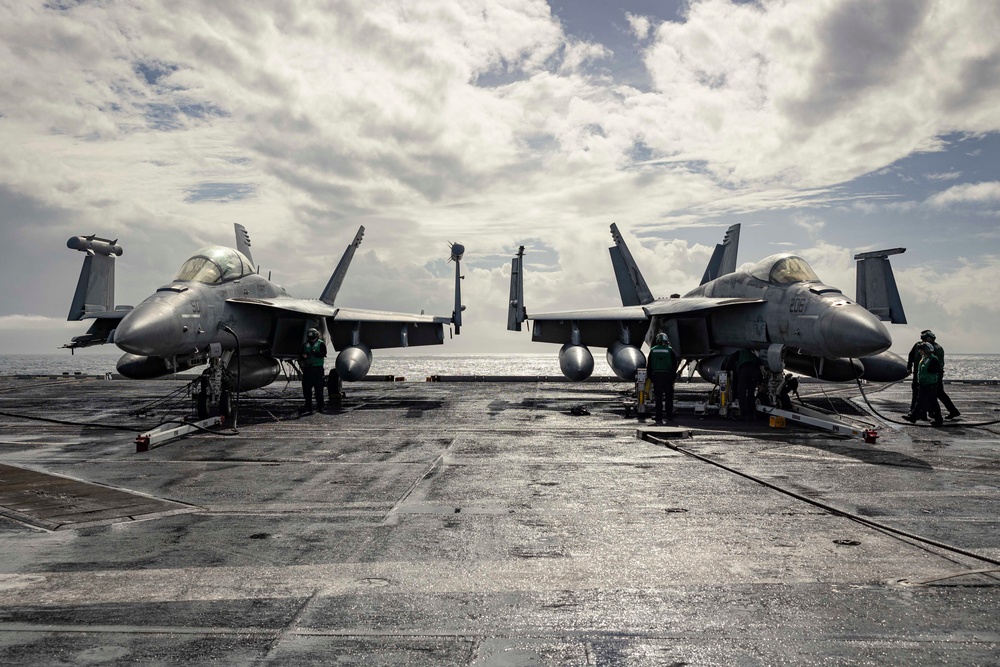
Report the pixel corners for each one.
[854,248,907,324]
[700,223,741,285]
[320,226,365,306]
[507,246,526,331]
[234,223,254,267]
[609,224,654,305]
[66,235,122,320]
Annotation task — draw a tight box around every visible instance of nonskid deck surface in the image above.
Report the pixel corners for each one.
[0,376,998,665]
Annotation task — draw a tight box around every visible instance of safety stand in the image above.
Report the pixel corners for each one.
[136,415,225,452]
[627,368,649,418]
[757,404,871,440]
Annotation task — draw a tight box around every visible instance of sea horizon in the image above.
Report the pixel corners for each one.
[2,351,999,381]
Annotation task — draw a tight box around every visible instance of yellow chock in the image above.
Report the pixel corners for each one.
[769,415,786,428]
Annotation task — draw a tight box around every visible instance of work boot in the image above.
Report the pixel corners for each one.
[946,411,961,420]
[931,419,944,426]
[902,414,916,423]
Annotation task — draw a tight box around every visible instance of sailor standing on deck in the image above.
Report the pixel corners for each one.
[300,327,327,414]
[647,333,678,423]
[905,337,923,417]
[905,342,943,426]
[921,330,960,420]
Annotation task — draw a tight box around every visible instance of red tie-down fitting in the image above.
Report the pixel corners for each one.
[863,429,879,444]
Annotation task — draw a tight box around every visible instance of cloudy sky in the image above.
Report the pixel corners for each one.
[2,0,999,362]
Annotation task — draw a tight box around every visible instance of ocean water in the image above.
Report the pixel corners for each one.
[2,352,999,381]
[0,352,564,379]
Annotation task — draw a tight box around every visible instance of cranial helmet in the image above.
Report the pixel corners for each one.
[920,342,935,353]
[921,330,936,341]
[654,333,670,346]
[307,328,320,341]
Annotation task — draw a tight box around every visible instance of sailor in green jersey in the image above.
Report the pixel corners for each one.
[300,327,327,414]
[921,330,960,420]
[646,333,678,422]
[905,342,942,426]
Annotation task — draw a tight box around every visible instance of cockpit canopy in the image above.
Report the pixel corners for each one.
[749,254,820,285]
[173,246,255,284]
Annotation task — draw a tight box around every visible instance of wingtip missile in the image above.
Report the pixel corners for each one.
[67,236,123,257]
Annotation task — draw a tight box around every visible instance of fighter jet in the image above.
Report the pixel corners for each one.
[507,224,907,391]
[65,224,465,416]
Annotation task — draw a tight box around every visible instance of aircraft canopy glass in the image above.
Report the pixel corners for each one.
[173,246,254,284]
[749,254,820,284]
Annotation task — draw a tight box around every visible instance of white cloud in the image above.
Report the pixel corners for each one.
[893,256,1000,353]
[926,181,1000,207]
[638,0,1000,187]
[791,212,826,238]
[625,13,652,41]
[925,171,962,181]
[1,1,999,355]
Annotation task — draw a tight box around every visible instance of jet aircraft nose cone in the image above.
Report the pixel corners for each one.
[819,306,892,358]
[114,300,183,357]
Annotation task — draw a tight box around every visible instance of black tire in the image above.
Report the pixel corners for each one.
[220,389,233,419]
[327,369,342,402]
[196,391,209,420]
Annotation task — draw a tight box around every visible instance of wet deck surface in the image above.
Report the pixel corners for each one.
[0,376,998,665]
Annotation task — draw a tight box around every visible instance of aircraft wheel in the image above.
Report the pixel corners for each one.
[196,392,209,420]
[327,369,343,403]
[220,390,234,419]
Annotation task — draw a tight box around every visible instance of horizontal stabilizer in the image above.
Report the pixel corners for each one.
[609,224,654,305]
[700,224,740,285]
[321,226,365,306]
[854,248,906,324]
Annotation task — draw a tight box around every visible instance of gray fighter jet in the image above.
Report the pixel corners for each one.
[507,224,907,389]
[65,224,465,416]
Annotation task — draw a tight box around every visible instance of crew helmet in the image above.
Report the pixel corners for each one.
[654,333,670,347]
[307,327,320,341]
[921,330,936,341]
[920,342,935,353]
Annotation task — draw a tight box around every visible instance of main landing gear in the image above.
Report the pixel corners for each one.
[193,354,234,420]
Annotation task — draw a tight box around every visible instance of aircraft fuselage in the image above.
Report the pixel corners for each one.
[684,270,892,360]
[113,274,288,360]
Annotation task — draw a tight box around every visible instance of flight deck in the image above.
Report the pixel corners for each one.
[0,376,998,665]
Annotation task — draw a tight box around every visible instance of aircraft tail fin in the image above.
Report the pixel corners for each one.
[450,242,465,335]
[320,226,365,306]
[234,223,254,267]
[609,224,654,306]
[66,235,123,321]
[507,246,526,331]
[854,247,907,324]
[700,223,741,285]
